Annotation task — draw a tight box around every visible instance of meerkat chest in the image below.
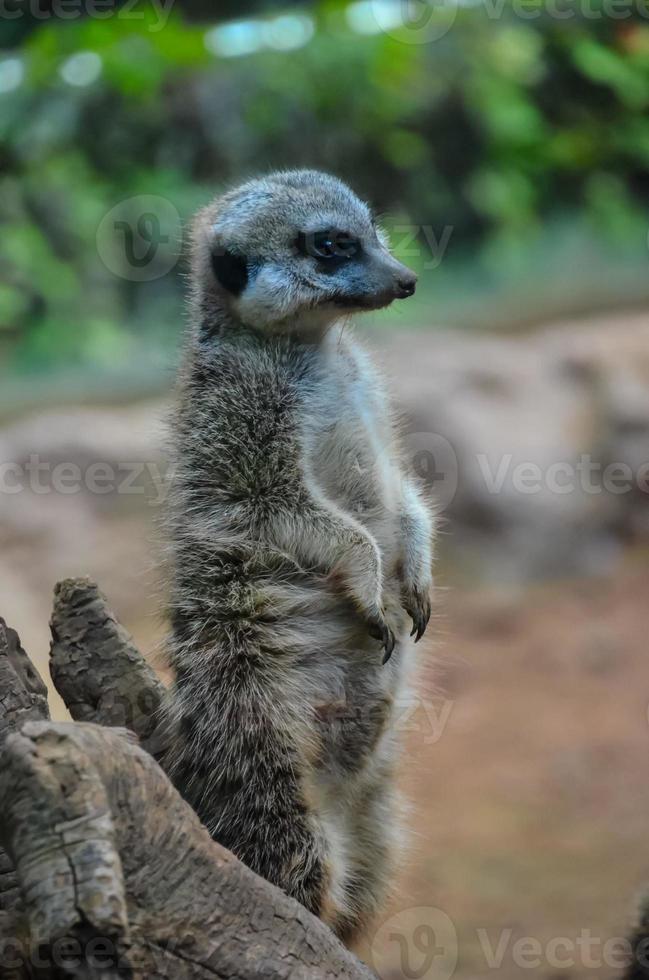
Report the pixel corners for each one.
[301,343,399,523]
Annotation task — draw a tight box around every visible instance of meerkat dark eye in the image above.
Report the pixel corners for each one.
[296,230,360,263]
[211,246,248,296]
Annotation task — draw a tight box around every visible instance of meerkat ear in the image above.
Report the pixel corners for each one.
[211,246,248,296]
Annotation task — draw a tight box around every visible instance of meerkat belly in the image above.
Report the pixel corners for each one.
[293,563,408,789]
[297,386,410,763]
[305,692,401,924]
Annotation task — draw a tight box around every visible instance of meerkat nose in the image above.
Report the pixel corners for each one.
[395,275,417,299]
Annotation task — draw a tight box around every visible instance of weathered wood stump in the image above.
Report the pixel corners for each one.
[0,581,373,979]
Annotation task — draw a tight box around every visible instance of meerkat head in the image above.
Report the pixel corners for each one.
[192,170,417,335]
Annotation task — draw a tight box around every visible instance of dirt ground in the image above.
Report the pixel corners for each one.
[364,549,649,980]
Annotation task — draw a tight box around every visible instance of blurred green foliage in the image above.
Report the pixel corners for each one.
[1,0,649,382]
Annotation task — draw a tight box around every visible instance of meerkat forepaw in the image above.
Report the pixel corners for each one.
[403,587,432,643]
[366,611,396,663]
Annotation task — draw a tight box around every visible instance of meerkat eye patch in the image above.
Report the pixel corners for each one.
[295,230,360,266]
[211,246,249,296]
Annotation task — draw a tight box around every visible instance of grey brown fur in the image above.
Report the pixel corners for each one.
[164,170,435,941]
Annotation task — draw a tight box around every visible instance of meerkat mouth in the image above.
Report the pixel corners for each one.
[328,292,396,312]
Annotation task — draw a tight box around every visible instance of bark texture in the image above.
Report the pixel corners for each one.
[49,578,168,759]
[0,617,51,980]
[0,581,374,980]
[0,616,49,741]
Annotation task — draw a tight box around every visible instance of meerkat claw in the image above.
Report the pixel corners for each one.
[405,591,431,644]
[381,625,396,664]
[367,615,395,662]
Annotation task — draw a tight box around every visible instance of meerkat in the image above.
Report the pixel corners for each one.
[163,170,434,942]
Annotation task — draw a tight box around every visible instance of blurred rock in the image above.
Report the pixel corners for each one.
[368,312,649,582]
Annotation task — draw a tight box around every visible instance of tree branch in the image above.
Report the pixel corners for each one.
[49,578,168,759]
[0,617,50,980]
[0,721,373,980]
[0,600,374,979]
[0,616,50,743]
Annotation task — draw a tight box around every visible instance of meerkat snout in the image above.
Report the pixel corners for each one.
[192,170,418,334]
[395,271,417,298]
[368,254,417,303]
